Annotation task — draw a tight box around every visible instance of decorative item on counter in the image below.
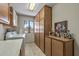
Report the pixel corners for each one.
[60,32,64,38]
[49,31,53,36]
[52,32,55,36]
[66,30,72,39]
[64,32,67,38]
[55,32,60,37]
[70,33,74,39]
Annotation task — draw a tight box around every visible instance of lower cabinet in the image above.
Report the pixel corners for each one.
[45,37,52,56]
[51,36,74,56]
[45,36,74,56]
[52,39,64,56]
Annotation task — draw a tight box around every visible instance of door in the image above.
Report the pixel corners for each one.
[45,37,52,56]
[35,13,40,46]
[39,8,45,52]
[39,18,44,52]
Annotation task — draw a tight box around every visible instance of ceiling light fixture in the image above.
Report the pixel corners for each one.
[29,3,35,11]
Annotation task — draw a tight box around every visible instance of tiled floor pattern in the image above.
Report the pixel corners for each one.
[25,42,45,56]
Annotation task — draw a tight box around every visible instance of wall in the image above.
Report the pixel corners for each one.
[18,15,35,43]
[52,3,79,55]
[0,24,5,41]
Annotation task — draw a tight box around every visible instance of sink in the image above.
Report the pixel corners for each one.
[6,33,26,40]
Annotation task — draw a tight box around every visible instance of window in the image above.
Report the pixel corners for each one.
[24,20,34,33]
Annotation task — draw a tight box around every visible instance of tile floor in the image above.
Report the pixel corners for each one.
[25,42,45,56]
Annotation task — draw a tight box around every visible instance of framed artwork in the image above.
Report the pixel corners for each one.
[54,21,68,33]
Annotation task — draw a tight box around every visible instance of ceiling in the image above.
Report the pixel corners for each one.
[10,3,56,16]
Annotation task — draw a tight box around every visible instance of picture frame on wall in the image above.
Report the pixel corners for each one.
[54,21,68,33]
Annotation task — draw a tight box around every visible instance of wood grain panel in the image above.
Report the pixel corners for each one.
[35,33,40,46]
[40,8,44,19]
[49,36,74,56]
[65,41,74,56]
[44,6,52,36]
[0,3,8,17]
[35,5,52,54]
[35,13,40,47]
[39,8,45,52]
[52,39,64,56]
[39,33,44,52]
[8,6,13,26]
[45,37,52,56]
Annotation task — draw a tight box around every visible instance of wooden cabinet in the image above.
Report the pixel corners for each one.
[35,33,40,46]
[34,5,52,53]
[0,3,8,17]
[8,6,13,26]
[35,13,40,47]
[0,3,17,28]
[40,8,44,19]
[13,10,18,26]
[39,33,44,52]
[48,36,74,56]
[0,3,9,24]
[45,37,52,56]
[44,36,74,56]
[52,39,64,56]
[44,6,52,36]
[39,16,44,52]
[39,6,52,52]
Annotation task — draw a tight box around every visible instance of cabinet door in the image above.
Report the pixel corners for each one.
[52,39,64,56]
[44,6,52,36]
[0,3,9,24]
[39,7,45,52]
[40,8,44,19]
[13,10,17,26]
[8,6,13,26]
[35,33,40,46]
[35,13,40,46]
[39,18,44,52]
[0,3,8,17]
[65,41,74,56]
[39,33,44,52]
[45,37,52,56]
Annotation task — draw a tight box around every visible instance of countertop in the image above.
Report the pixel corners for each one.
[48,35,73,42]
[0,39,23,56]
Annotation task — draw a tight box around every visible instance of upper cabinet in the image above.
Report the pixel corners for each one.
[9,6,18,27]
[13,10,18,26]
[8,6,13,26]
[0,3,18,27]
[0,3,9,24]
[40,8,44,19]
[34,5,52,53]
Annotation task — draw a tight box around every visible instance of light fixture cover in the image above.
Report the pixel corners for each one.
[28,3,35,11]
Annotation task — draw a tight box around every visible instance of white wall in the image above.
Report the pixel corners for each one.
[18,15,34,33]
[52,3,79,55]
[0,24,5,41]
[18,15,35,43]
